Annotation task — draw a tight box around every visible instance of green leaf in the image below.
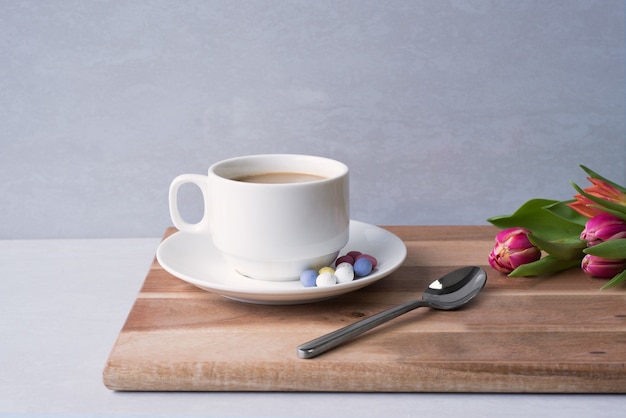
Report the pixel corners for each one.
[580,165,626,193]
[508,256,581,277]
[571,182,626,215]
[583,239,626,258]
[542,200,589,226]
[527,234,586,260]
[487,199,583,240]
[601,269,626,290]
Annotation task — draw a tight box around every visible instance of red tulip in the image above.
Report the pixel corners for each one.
[568,177,626,218]
[489,227,541,274]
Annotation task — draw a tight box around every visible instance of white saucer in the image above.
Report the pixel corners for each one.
[156,220,407,305]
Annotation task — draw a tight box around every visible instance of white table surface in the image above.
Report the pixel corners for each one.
[1,236,624,418]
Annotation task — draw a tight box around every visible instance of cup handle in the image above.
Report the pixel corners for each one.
[168,174,210,234]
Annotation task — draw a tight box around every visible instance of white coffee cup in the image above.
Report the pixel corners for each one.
[168,154,350,281]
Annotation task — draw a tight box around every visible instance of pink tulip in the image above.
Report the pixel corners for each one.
[581,254,626,278]
[580,213,626,246]
[489,227,541,274]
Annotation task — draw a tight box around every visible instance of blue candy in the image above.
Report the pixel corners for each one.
[300,269,318,287]
[353,257,373,277]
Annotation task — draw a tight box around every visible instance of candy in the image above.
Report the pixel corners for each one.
[301,250,378,287]
[335,255,355,266]
[346,251,362,260]
[334,262,354,283]
[353,257,373,277]
[318,266,335,275]
[316,271,337,287]
[300,269,318,287]
[356,253,378,269]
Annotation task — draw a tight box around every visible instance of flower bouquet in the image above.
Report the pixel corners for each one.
[487,165,626,290]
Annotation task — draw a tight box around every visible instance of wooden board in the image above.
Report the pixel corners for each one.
[103,226,626,392]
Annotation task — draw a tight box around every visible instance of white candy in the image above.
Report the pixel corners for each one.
[334,262,355,283]
[316,271,337,287]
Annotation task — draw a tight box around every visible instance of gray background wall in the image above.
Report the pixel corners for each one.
[1,0,624,239]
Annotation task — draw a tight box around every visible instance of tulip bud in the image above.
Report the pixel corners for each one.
[489,227,541,274]
[568,177,626,218]
[581,254,626,278]
[580,213,626,246]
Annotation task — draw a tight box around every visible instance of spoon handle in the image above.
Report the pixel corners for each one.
[297,299,429,359]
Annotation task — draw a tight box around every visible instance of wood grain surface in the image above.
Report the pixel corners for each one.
[103,226,626,392]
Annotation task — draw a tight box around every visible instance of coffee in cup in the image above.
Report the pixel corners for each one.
[233,171,326,184]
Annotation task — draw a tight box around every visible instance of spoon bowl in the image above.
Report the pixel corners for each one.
[297,266,487,359]
[423,266,487,309]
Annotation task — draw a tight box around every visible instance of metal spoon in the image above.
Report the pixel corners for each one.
[297,266,487,359]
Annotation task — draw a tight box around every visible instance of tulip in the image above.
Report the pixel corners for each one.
[568,177,626,218]
[580,213,626,246]
[488,227,542,274]
[581,254,626,278]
